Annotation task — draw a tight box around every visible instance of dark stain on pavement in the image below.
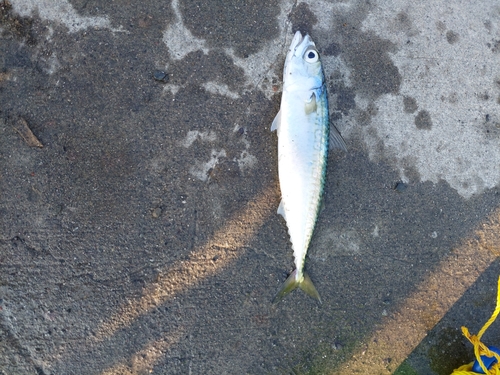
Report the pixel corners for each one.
[330,80,357,116]
[394,11,413,32]
[415,109,433,130]
[356,102,379,126]
[313,0,402,130]
[179,0,280,57]
[288,2,318,36]
[403,96,418,113]
[322,41,342,57]
[446,30,460,44]
[331,6,402,99]
[345,34,401,98]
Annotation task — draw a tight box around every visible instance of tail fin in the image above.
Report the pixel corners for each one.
[273,269,321,303]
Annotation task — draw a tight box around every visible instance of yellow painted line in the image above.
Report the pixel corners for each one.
[100,328,184,375]
[332,208,500,374]
[94,184,277,342]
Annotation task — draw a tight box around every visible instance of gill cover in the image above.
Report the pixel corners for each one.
[283,31,323,92]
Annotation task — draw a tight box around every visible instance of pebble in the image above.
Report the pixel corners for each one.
[153,70,169,83]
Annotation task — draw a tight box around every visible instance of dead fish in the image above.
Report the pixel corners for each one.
[272,31,347,302]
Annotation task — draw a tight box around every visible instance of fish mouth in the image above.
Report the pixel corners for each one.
[289,31,304,52]
[289,31,314,58]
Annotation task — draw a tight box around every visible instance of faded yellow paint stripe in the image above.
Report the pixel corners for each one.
[332,208,500,375]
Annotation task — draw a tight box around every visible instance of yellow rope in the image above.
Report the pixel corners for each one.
[451,277,500,375]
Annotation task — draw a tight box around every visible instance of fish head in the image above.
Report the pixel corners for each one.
[283,31,324,91]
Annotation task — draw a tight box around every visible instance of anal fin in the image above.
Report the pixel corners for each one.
[277,200,285,219]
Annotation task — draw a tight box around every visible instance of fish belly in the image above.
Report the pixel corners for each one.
[277,87,329,274]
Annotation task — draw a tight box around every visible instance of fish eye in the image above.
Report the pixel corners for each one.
[304,49,319,63]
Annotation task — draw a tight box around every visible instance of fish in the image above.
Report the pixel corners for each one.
[271,31,347,302]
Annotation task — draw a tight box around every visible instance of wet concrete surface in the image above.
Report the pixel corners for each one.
[1,0,500,374]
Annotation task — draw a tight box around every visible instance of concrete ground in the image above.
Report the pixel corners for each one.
[1,0,500,374]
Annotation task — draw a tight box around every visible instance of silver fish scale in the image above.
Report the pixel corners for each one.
[302,83,330,264]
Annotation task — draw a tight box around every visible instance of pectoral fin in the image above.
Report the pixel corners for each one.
[304,92,317,115]
[271,110,281,131]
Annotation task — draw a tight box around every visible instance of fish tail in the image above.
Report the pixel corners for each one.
[273,269,321,303]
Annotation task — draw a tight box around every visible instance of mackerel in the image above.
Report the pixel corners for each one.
[272,31,347,302]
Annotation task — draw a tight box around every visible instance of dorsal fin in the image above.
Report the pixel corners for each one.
[329,124,347,152]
